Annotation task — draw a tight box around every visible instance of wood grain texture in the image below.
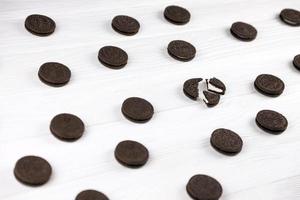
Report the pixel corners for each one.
[0,0,300,199]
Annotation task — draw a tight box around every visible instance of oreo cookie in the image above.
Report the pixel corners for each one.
[256,110,288,134]
[203,91,220,107]
[230,22,257,41]
[168,40,196,61]
[210,128,243,155]
[254,74,285,97]
[183,78,225,107]
[50,113,85,141]
[75,190,109,200]
[293,54,300,71]
[183,78,203,100]
[280,9,300,26]
[164,5,191,25]
[114,140,149,168]
[38,62,71,87]
[112,15,140,36]
[186,174,223,200]
[14,156,52,186]
[25,14,56,36]
[98,46,128,69]
[121,97,154,123]
[206,78,226,95]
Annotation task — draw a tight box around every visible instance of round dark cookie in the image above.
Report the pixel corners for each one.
[256,110,288,134]
[25,14,56,36]
[14,156,52,186]
[203,91,220,107]
[186,174,223,200]
[254,74,285,97]
[112,15,140,36]
[210,128,243,155]
[50,113,85,141]
[114,140,149,168]
[280,9,300,26]
[293,54,300,71]
[38,62,71,87]
[167,40,196,61]
[98,46,128,69]
[121,97,154,123]
[76,190,109,200]
[230,22,257,41]
[183,78,203,100]
[164,5,191,25]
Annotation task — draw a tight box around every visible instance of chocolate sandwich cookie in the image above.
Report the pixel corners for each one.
[256,110,288,134]
[76,190,109,200]
[50,113,85,141]
[280,9,300,26]
[14,156,52,186]
[38,62,71,87]
[206,78,226,95]
[168,40,196,61]
[186,174,223,200]
[25,14,56,36]
[112,15,140,36]
[183,78,203,100]
[164,5,191,25]
[98,46,128,69]
[202,91,220,107]
[230,22,257,41]
[121,97,154,123]
[210,128,243,155]
[293,54,300,71]
[254,74,285,97]
[114,140,149,168]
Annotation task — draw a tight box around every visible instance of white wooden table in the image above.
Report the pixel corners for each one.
[1,0,300,199]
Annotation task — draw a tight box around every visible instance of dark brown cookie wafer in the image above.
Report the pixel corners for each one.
[14,156,52,186]
[230,22,257,41]
[121,97,154,123]
[168,40,196,61]
[256,110,288,134]
[183,78,203,100]
[210,128,243,155]
[112,15,140,36]
[50,113,85,141]
[254,74,285,97]
[164,5,191,25]
[203,91,220,107]
[114,140,149,168]
[293,54,300,71]
[25,14,56,36]
[280,9,300,26]
[206,78,226,95]
[186,174,223,200]
[76,190,109,200]
[38,62,71,87]
[98,46,128,69]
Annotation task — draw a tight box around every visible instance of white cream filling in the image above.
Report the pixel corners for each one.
[207,83,223,93]
[202,95,209,103]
